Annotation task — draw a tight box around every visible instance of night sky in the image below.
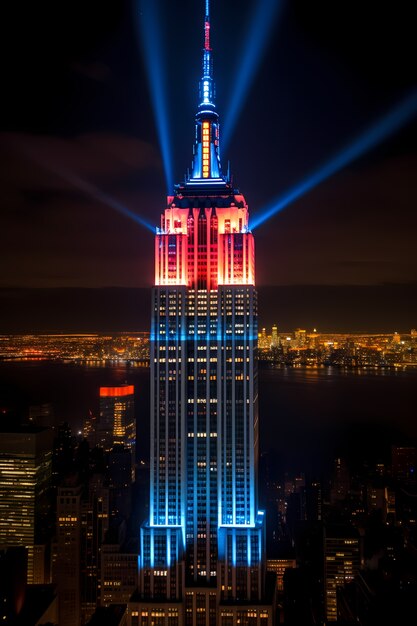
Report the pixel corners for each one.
[1,0,417,331]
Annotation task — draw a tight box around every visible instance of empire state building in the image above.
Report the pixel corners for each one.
[129,2,274,624]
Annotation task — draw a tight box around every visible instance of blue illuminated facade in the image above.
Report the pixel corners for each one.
[130,2,274,624]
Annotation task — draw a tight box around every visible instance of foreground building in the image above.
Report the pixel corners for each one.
[129,2,274,624]
[324,525,360,622]
[55,475,110,626]
[0,426,52,584]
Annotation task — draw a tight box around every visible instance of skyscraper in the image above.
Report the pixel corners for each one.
[55,480,83,626]
[55,474,110,626]
[271,325,279,349]
[130,2,274,624]
[97,385,136,476]
[324,525,360,622]
[0,426,52,584]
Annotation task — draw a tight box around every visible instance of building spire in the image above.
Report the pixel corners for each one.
[182,0,225,184]
[199,0,215,111]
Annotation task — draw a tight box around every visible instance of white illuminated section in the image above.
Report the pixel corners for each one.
[203,80,210,104]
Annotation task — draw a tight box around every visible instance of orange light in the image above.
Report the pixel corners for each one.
[99,385,134,397]
[202,121,210,178]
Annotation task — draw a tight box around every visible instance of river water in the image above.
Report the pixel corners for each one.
[1,362,416,477]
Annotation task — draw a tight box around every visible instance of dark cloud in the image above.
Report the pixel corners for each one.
[71,62,113,83]
[1,132,160,184]
[255,154,417,287]
[0,132,160,288]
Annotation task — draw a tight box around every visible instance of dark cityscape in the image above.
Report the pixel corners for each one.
[1,1,417,625]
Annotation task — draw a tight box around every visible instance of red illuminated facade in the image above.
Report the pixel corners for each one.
[155,200,255,289]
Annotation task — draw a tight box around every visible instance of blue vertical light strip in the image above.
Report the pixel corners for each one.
[150,528,155,568]
[251,89,417,229]
[167,529,171,567]
[135,0,173,193]
[232,529,237,567]
[222,0,283,153]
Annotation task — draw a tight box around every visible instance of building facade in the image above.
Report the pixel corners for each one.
[55,475,111,626]
[324,525,360,622]
[101,542,138,606]
[97,386,135,457]
[55,481,83,626]
[0,427,52,584]
[129,2,274,624]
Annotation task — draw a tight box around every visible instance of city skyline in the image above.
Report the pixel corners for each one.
[2,328,417,369]
[1,0,417,331]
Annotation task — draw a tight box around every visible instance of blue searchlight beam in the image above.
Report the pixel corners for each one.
[222,0,283,154]
[135,0,174,194]
[62,171,155,232]
[251,90,417,230]
[10,135,154,233]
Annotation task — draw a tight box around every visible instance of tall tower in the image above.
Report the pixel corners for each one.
[130,2,274,624]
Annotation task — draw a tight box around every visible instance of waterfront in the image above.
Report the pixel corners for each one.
[259,366,417,476]
[1,362,415,477]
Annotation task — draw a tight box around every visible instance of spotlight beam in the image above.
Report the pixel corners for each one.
[59,171,155,232]
[135,0,173,193]
[9,136,154,232]
[222,0,283,153]
[251,90,417,230]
